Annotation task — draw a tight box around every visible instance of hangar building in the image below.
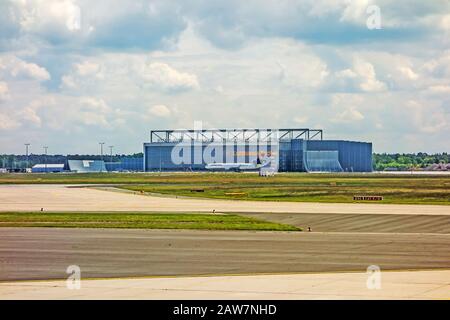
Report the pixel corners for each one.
[143,128,372,172]
[68,160,107,173]
[31,163,65,173]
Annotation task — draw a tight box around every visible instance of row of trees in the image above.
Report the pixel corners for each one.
[372,153,449,171]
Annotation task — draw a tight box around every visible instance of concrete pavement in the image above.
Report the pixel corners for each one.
[1,270,449,299]
[0,184,449,215]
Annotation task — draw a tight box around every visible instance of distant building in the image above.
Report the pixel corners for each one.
[426,163,450,171]
[31,164,65,173]
[105,157,144,172]
[143,128,373,173]
[68,160,107,173]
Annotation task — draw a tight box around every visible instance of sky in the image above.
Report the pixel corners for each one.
[0,0,449,154]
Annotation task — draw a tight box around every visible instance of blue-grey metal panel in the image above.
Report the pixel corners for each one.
[306,140,372,172]
[305,151,343,172]
[31,167,65,173]
[105,162,121,172]
[68,160,107,173]
[120,157,144,171]
[144,142,280,171]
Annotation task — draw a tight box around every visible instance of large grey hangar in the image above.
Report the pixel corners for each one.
[143,128,372,172]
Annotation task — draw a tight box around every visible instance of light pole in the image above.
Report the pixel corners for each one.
[109,146,114,163]
[25,143,30,171]
[99,142,105,161]
[43,146,48,171]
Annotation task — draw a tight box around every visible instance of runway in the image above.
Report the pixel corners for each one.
[0,184,449,215]
[240,212,450,233]
[1,228,449,281]
[1,185,449,299]
[1,270,449,300]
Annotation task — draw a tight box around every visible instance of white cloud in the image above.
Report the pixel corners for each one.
[428,85,450,94]
[440,14,450,30]
[20,106,42,127]
[336,69,358,78]
[308,0,346,17]
[340,0,371,24]
[214,85,224,94]
[75,61,101,76]
[405,100,448,134]
[61,74,76,88]
[148,104,171,118]
[423,53,450,78]
[0,55,50,81]
[61,57,198,95]
[279,60,329,89]
[0,1,449,153]
[0,81,9,100]
[76,97,112,127]
[10,96,116,131]
[140,62,199,92]
[276,43,329,90]
[293,116,309,124]
[18,0,81,32]
[341,51,427,91]
[330,94,365,123]
[398,66,419,80]
[3,0,186,50]
[332,107,365,123]
[353,59,387,92]
[60,61,103,89]
[0,113,19,131]
[11,60,51,81]
[331,58,387,92]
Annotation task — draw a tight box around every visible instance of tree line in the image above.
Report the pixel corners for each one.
[372,153,449,171]
[0,152,448,171]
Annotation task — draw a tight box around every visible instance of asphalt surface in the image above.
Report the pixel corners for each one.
[1,227,449,281]
[241,212,450,233]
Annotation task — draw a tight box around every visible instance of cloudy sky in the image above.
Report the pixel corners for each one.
[0,0,449,154]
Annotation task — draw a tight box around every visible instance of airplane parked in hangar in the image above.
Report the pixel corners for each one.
[205,157,273,172]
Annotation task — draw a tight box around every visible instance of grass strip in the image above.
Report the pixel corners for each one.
[0,212,301,231]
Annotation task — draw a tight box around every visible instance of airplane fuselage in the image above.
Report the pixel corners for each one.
[205,163,259,171]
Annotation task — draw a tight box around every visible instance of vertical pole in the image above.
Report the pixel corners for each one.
[109,146,114,163]
[43,146,48,172]
[25,143,30,171]
[99,142,105,161]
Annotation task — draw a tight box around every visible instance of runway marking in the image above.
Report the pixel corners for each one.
[2,268,450,284]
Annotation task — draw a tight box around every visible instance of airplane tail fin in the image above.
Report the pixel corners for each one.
[259,156,272,168]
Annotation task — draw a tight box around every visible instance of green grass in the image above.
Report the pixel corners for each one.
[121,184,450,205]
[0,212,300,231]
[0,172,162,184]
[118,173,450,205]
[1,172,449,205]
